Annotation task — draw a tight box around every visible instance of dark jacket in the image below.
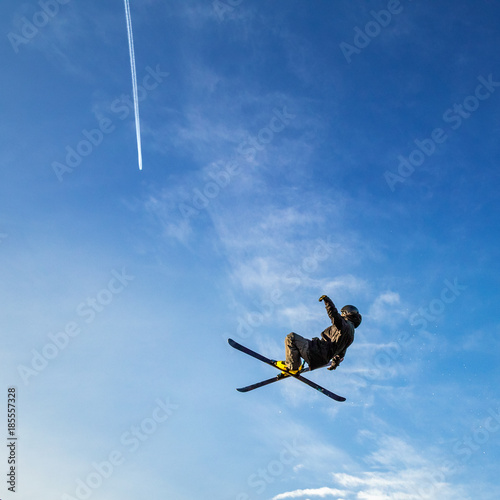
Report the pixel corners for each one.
[307,298,355,369]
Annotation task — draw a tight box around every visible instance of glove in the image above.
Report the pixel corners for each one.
[319,295,333,305]
[327,355,343,370]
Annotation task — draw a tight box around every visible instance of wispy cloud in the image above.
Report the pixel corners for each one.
[273,433,473,500]
[322,275,370,298]
[273,486,347,499]
[330,433,470,500]
[368,290,407,324]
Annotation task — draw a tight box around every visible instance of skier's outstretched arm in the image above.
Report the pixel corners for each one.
[319,295,343,330]
[319,295,355,371]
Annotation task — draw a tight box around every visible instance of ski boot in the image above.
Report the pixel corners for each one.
[274,360,304,376]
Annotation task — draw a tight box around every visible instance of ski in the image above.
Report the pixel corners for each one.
[236,376,279,392]
[228,338,346,402]
[238,361,336,392]
[236,366,312,392]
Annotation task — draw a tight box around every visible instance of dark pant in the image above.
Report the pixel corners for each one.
[285,332,310,370]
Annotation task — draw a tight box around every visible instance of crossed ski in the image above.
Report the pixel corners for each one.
[228,338,346,402]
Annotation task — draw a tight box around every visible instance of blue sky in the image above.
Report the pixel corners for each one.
[1,0,500,499]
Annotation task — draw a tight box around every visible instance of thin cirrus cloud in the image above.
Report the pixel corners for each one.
[273,433,471,500]
[272,487,347,499]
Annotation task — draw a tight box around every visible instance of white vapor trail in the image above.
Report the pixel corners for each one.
[123,0,142,170]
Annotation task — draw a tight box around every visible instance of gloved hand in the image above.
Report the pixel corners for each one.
[327,355,343,370]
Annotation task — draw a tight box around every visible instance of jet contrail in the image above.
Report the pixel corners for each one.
[123,0,142,170]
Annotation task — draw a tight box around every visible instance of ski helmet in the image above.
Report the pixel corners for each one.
[341,305,362,328]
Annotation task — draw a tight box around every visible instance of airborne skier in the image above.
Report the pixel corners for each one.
[228,295,362,402]
[276,295,362,373]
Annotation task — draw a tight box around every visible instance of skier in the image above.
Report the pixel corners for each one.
[276,295,362,374]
